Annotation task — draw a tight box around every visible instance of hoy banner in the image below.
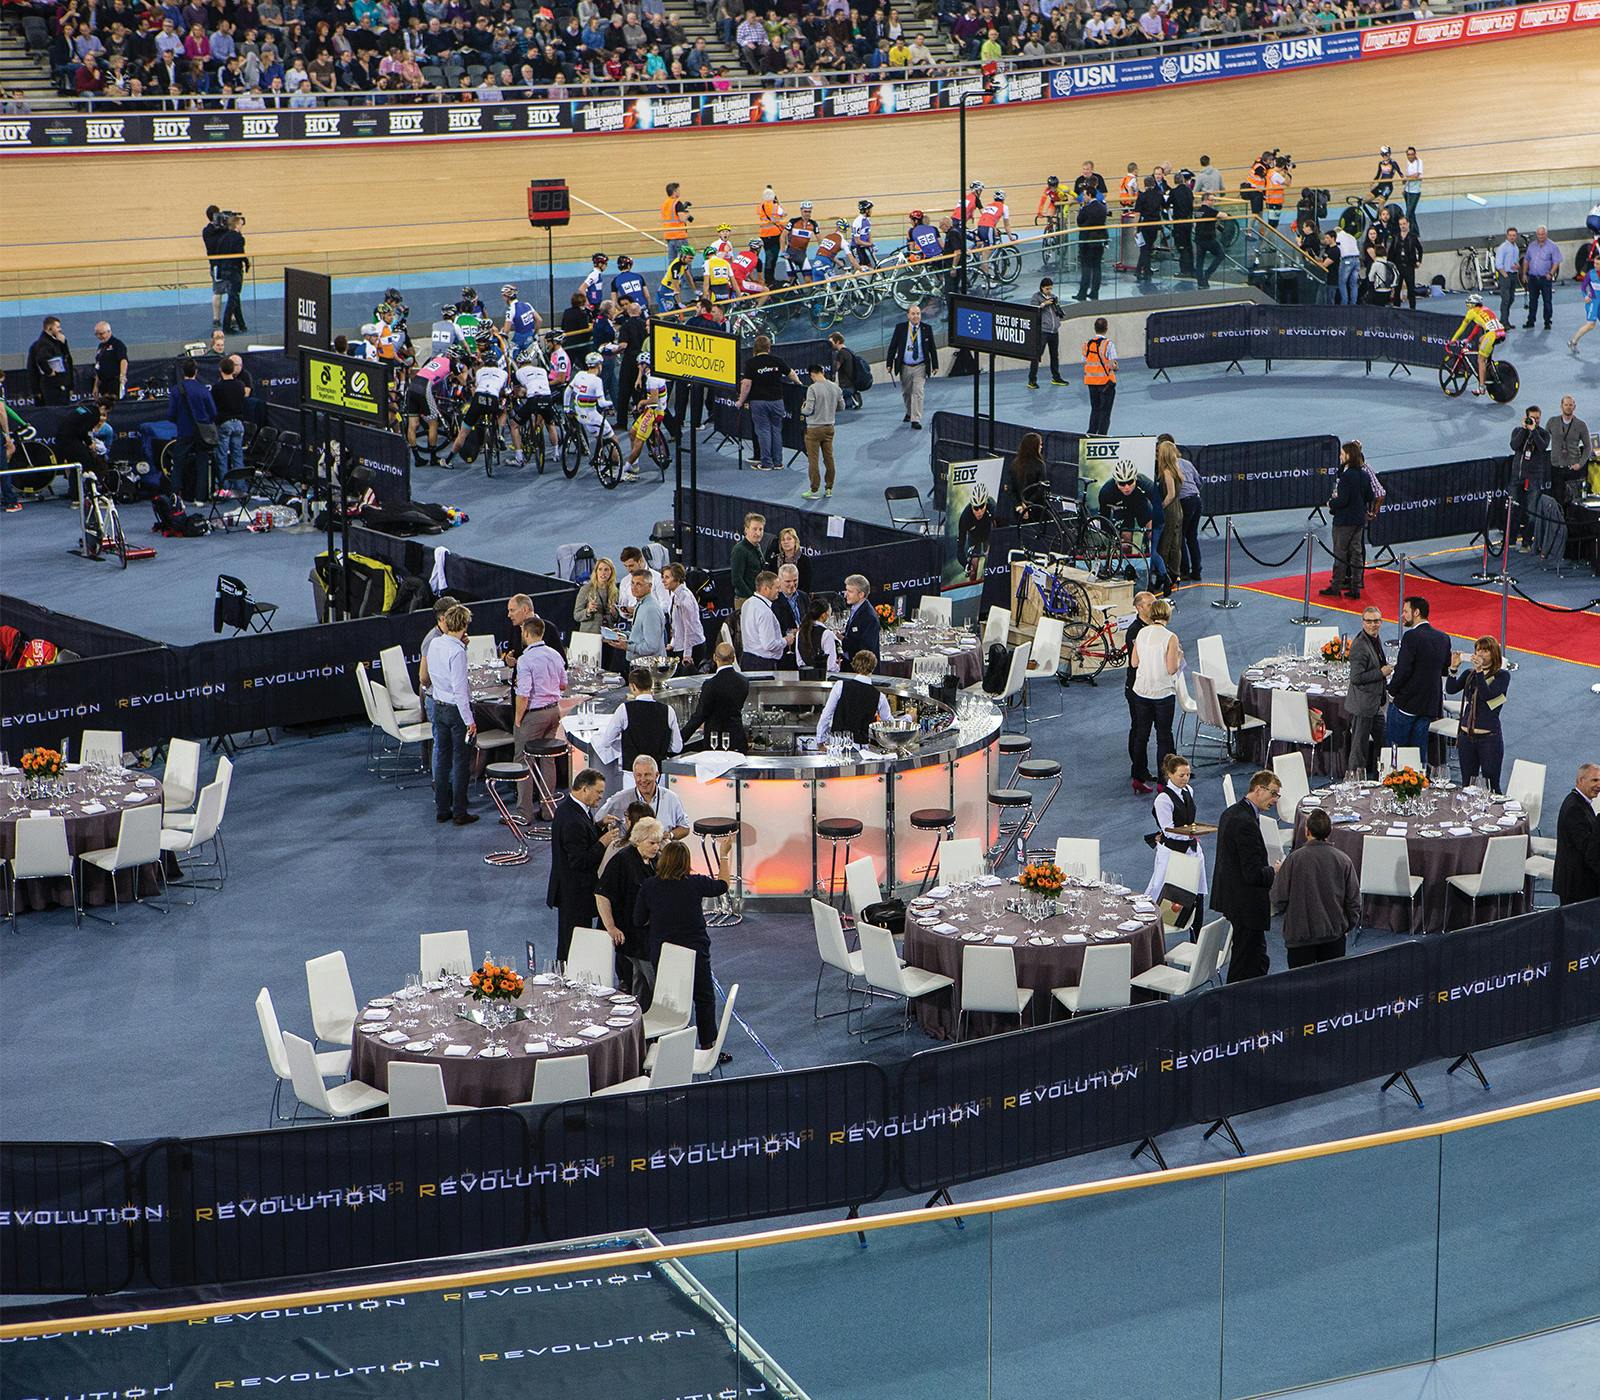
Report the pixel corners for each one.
[1365,456,1504,546]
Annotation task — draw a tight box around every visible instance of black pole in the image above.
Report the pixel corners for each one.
[546,227,556,328]
[688,412,699,570]
[320,411,338,622]
[338,416,352,620]
[673,391,684,560]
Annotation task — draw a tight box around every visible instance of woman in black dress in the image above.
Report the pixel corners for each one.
[595,815,662,995]
[634,837,734,1053]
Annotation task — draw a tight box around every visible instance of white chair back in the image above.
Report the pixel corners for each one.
[1359,835,1416,899]
[1505,759,1545,828]
[999,642,1033,702]
[1174,667,1198,718]
[420,929,473,978]
[566,926,618,988]
[959,945,1023,1016]
[982,606,1011,649]
[186,777,227,847]
[1029,617,1064,677]
[1196,634,1233,689]
[1271,751,1310,822]
[843,856,883,918]
[698,984,739,1070]
[812,899,853,975]
[388,1061,450,1116]
[12,816,71,879]
[652,944,697,1021]
[1378,746,1423,776]
[112,802,164,868]
[306,950,358,1045]
[1476,834,1531,897]
[648,1026,697,1088]
[282,1032,335,1114]
[353,663,381,726]
[79,728,124,766]
[857,922,906,993]
[1054,837,1100,882]
[1180,917,1227,991]
[938,838,985,884]
[1301,626,1339,658]
[1192,670,1226,730]
[916,595,953,626]
[1073,943,1132,1012]
[568,632,604,670]
[1158,851,1203,925]
[256,986,292,1081]
[1270,688,1319,748]
[1223,773,1238,808]
[1258,812,1288,862]
[529,1054,591,1104]
[212,753,234,821]
[466,634,499,666]
[162,738,203,812]
[379,644,423,716]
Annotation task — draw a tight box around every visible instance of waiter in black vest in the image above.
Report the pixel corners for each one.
[594,668,684,772]
[681,643,751,751]
[816,651,891,744]
[839,573,881,661]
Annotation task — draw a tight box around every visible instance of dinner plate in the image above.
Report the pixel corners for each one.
[553,1036,582,1049]
[404,1041,433,1053]
[479,1046,509,1058]
[369,997,395,1008]
[357,1022,387,1034]
[605,1018,634,1029]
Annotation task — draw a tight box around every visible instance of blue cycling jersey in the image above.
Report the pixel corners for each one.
[909,224,941,258]
[509,300,538,335]
[612,271,647,304]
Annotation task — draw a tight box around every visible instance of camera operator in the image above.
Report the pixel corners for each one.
[1026,277,1064,389]
[203,204,226,330]
[1508,405,1551,554]
[210,211,249,336]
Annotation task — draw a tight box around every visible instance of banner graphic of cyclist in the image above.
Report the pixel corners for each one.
[943,455,1006,590]
[1079,435,1157,501]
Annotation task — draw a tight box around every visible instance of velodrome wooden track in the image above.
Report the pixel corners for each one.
[2,30,1595,274]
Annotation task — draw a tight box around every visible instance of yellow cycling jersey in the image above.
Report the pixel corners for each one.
[1454,305,1504,344]
[704,254,734,286]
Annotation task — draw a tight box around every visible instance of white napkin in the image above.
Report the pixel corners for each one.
[926,885,952,899]
[690,749,747,781]
[80,801,107,815]
[361,1007,391,1021]
[1447,826,1474,837]
[1062,932,1088,944]
[1386,826,1409,836]
[578,1025,608,1039]
[1496,816,1517,826]
[1117,919,1144,932]
[379,1030,407,1044]
[975,875,1003,888]
[1306,684,1325,694]
[524,1040,551,1054]
[442,1044,472,1057]
[135,778,160,787]
[993,934,1017,945]
[931,921,959,934]
[1131,901,1157,914]
[124,792,150,804]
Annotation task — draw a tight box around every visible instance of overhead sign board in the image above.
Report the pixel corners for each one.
[650,322,740,388]
[948,295,1043,361]
[299,348,390,425]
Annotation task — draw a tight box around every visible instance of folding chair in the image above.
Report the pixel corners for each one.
[885,484,933,534]
[214,574,278,635]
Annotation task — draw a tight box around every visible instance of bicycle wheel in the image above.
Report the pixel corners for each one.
[890,271,918,310]
[648,426,670,476]
[848,283,877,320]
[993,241,1021,285]
[527,424,546,475]
[484,429,497,478]
[1439,354,1468,398]
[594,435,623,489]
[1488,358,1519,404]
[1458,253,1482,294]
[108,503,128,569]
[82,505,104,560]
[1060,621,1110,679]
[560,418,583,478]
[809,293,838,332]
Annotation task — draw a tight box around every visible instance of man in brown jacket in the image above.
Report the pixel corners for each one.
[1270,808,1362,966]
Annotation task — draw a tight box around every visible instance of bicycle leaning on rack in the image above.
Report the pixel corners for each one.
[1017,559,1129,681]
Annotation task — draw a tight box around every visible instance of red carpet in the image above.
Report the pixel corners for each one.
[1239,567,1600,668]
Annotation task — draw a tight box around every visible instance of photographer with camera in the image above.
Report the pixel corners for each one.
[1508,405,1552,553]
[1026,277,1065,389]
[208,209,249,335]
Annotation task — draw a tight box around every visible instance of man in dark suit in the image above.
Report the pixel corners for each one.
[1384,595,1452,756]
[546,768,614,963]
[680,643,750,751]
[885,304,939,429]
[771,563,809,667]
[1553,763,1600,906]
[839,573,881,661]
[1212,769,1282,982]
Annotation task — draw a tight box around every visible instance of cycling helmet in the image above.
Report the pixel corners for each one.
[637,352,651,367]
[460,286,478,301]
[474,324,495,343]
[544,328,563,341]
[617,254,634,269]
[835,218,849,230]
[440,303,457,318]
[799,200,814,211]
[969,179,984,191]
[993,189,1005,200]
[360,323,380,337]
[909,209,925,222]
[500,283,518,298]
[1046,175,1060,187]
[970,484,989,509]
[858,199,873,213]
[715,222,733,233]
[384,287,404,303]
[584,352,603,368]
[1465,293,1484,307]
[375,301,393,321]
[1113,462,1137,485]
[747,238,763,250]
[1379,145,1392,155]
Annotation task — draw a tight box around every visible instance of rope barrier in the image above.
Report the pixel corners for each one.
[1312,535,1340,562]
[1230,531,1307,571]
[1398,555,1461,586]
[1506,582,1600,616]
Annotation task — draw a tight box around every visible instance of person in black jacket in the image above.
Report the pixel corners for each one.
[1211,770,1282,982]
[1322,440,1376,599]
[212,212,249,334]
[1507,407,1551,553]
[25,317,74,405]
[634,837,734,1054]
[202,205,226,330]
[1390,216,1424,310]
[839,573,881,660]
[1169,169,1196,279]
[1553,763,1600,906]
[1075,189,1108,301]
[680,643,750,751]
[1384,595,1452,756]
[1133,177,1166,283]
[884,305,938,430]
[546,769,614,963]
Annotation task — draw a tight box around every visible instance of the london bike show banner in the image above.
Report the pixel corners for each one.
[942,456,1006,592]
[3,8,1592,150]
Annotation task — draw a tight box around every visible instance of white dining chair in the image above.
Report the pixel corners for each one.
[1196,634,1237,698]
[387,1061,453,1117]
[1445,834,1529,929]
[935,837,985,885]
[596,1026,697,1095]
[1378,746,1424,777]
[1053,942,1132,1017]
[567,631,604,670]
[854,922,953,1041]
[1300,626,1340,658]
[526,1053,592,1105]
[79,728,125,767]
[419,929,474,979]
[1024,616,1065,723]
[1259,812,1290,863]
[1165,916,1230,978]
[1191,671,1264,763]
[1173,668,1200,751]
[1054,837,1100,883]
[1271,751,1311,824]
[283,1033,388,1120]
[916,595,953,626]
[466,633,500,666]
[306,950,359,1048]
[1156,850,1204,931]
[844,856,886,929]
[362,664,431,782]
[641,943,696,1040]
[78,802,166,924]
[158,777,227,900]
[161,738,203,816]
[958,945,1032,1039]
[1270,689,1325,763]
[163,754,233,885]
[1223,773,1238,809]
[1506,759,1555,859]
[683,984,739,1078]
[982,605,1011,649]
[1131,917,1226,997]
[6,815,78,931]
[256,987,349,1126]
[1357,835,1422,941]
[565,925,618,989]
[379,644,425,725]
[812,898,864,1020]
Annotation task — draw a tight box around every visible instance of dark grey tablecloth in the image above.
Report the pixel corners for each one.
[1237,660,1354,778]
[876,626,985,688]
[351,977,644,1107]
[1290,784,1530,934]
[0,766,174,912]
[904,881,1165,1040]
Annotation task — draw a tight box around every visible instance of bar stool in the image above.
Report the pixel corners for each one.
[816,816,864,911]
[985,788,1033,872]
[521,739,568,835]
[997,732,1032,786]
[693,816,743,927]
[484,763,533,867]
[909,807,956,894]
[1014,758,1062,857]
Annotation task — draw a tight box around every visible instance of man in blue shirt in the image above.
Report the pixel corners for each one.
[611,255,650,311]
[1492,227,1522,327]
[167,358,217,501]
[500,284,541,355]
[425,602,480,826]
[622,570,666,665]
[1521,225,1562,330]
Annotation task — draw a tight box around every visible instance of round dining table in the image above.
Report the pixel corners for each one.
[1290,781,1530,934]
[0,764,173,913]
[468,662,617,735]
[350,974,645,1107]
[1236,656,1356,777]
[903,877,1166,1040]
[874,621,986,688]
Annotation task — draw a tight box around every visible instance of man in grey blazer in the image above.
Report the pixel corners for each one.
[1346,606,1387,777]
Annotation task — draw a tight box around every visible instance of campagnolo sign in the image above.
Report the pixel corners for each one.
[1,11,1593,151]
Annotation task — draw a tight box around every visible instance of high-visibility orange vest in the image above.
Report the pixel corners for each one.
[757,197,783,238]
[1082,337,1115,386]
[1247,163,1266,194]
[661,196,687,239]
[1265,169,1287,207]
[1118,174,1139,209]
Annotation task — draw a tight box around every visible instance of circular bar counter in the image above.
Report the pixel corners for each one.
[565,675,1004,902]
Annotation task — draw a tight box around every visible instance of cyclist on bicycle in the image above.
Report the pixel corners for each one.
[501,284,542,356]
[1450,292,1506,397]
[954,179,983,225]
[611,254,651,312]
[850,200,877,268]
[579,253,610,312]
[544,329,572,394]
[622,351,668,479]
[357,323,383,362]
[975,189,1011,266]
[783,202,819,284]
[407,349,460,466]
[656,251,694,313]
[906,210,942,262]
[702,241,737,301]
[430,303,467,357]
[731,238,766,295]
[565,351,614,454]
[708,223,736,262]
[1370,146,1401,202]
[510,345,557,463]
[449,333,511,467]
[455,289,486,336]
[1036,175,1065,224]
[811,219,857,280]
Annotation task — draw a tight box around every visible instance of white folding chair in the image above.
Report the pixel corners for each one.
[1054,837,1100,882]
[163,753,232,885]
[1191,671,1264,763]
[420,929,474,978]
[982,605,1011,649]
[1131,916,1226,997]
[1271,751,1310,823]
[596,1026,697,1095]
[388,1061,452,1117]
[79,802,166,924]
[1165,916,1230,979]
[1445,833,1529,929]
[466,634,499,666]
[161,738,203,815]
[1378,746,1424,777]
[687,983,739,1077]
[1357,835,1423,942]
[936,837,985,885]
[6,815,78,931]
[812,898,864,1020]
[1173,668,1200,751]
[641,943,696,1040]
[1301,626,1339,658]
[844,855,885,928]
[306,950,359,1048]
[916,595,953,625]
[853,922,953,1040]
[79,728,125,766]
[256,987,349,1126]
[958,945,1032,1039]
[362,664,431,782]
[158,777,226,900]
[566,925,618,988]
[1196,635,1237,698]
[1259,811,1290,862]
[1223,773,1238,808]
[1270,689,1325,763]
[526,1053,592,1104]
[283,1033,388,1120]
[1155,850,1203,931]
[379,644,424,724]
[568,631,604,670]
[1053,942,1132,1016]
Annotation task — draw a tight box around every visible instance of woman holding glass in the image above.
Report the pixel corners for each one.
[1446,635,1510,791]
[573,557,621,635]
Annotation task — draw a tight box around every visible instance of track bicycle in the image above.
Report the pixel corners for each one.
[1440,339,1519,404]
[883,250,948,313]
[808,270,878,331]
[558,407,624,489]
[1036,212,1072,277]
[1021,492,1123,576]
[79,469,129,568]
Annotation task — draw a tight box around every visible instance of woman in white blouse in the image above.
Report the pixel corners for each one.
[1129,597,1183,796]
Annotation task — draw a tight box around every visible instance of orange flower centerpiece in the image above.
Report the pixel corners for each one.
[467,959,524,1003]
[1019,860,1066,898]
[875,601,899,633]
[1382,766,1429,803]
[1319,635,1351,663]
[20,747,65,780]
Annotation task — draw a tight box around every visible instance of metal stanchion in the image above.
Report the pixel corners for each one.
[1470,496,1511,584]
[1289,530,1320,625]
[1211,517,1241,609]
[1498,572,1518,673]
[1394,554,1408,646]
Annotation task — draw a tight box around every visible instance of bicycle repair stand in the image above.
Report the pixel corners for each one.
[59,463,157,563]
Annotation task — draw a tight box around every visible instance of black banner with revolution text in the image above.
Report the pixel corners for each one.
[1144,304,1460,372]
[1365,456,1505,547]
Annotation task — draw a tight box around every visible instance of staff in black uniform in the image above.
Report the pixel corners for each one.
[816,651,891,744]
[681,643,751,751]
